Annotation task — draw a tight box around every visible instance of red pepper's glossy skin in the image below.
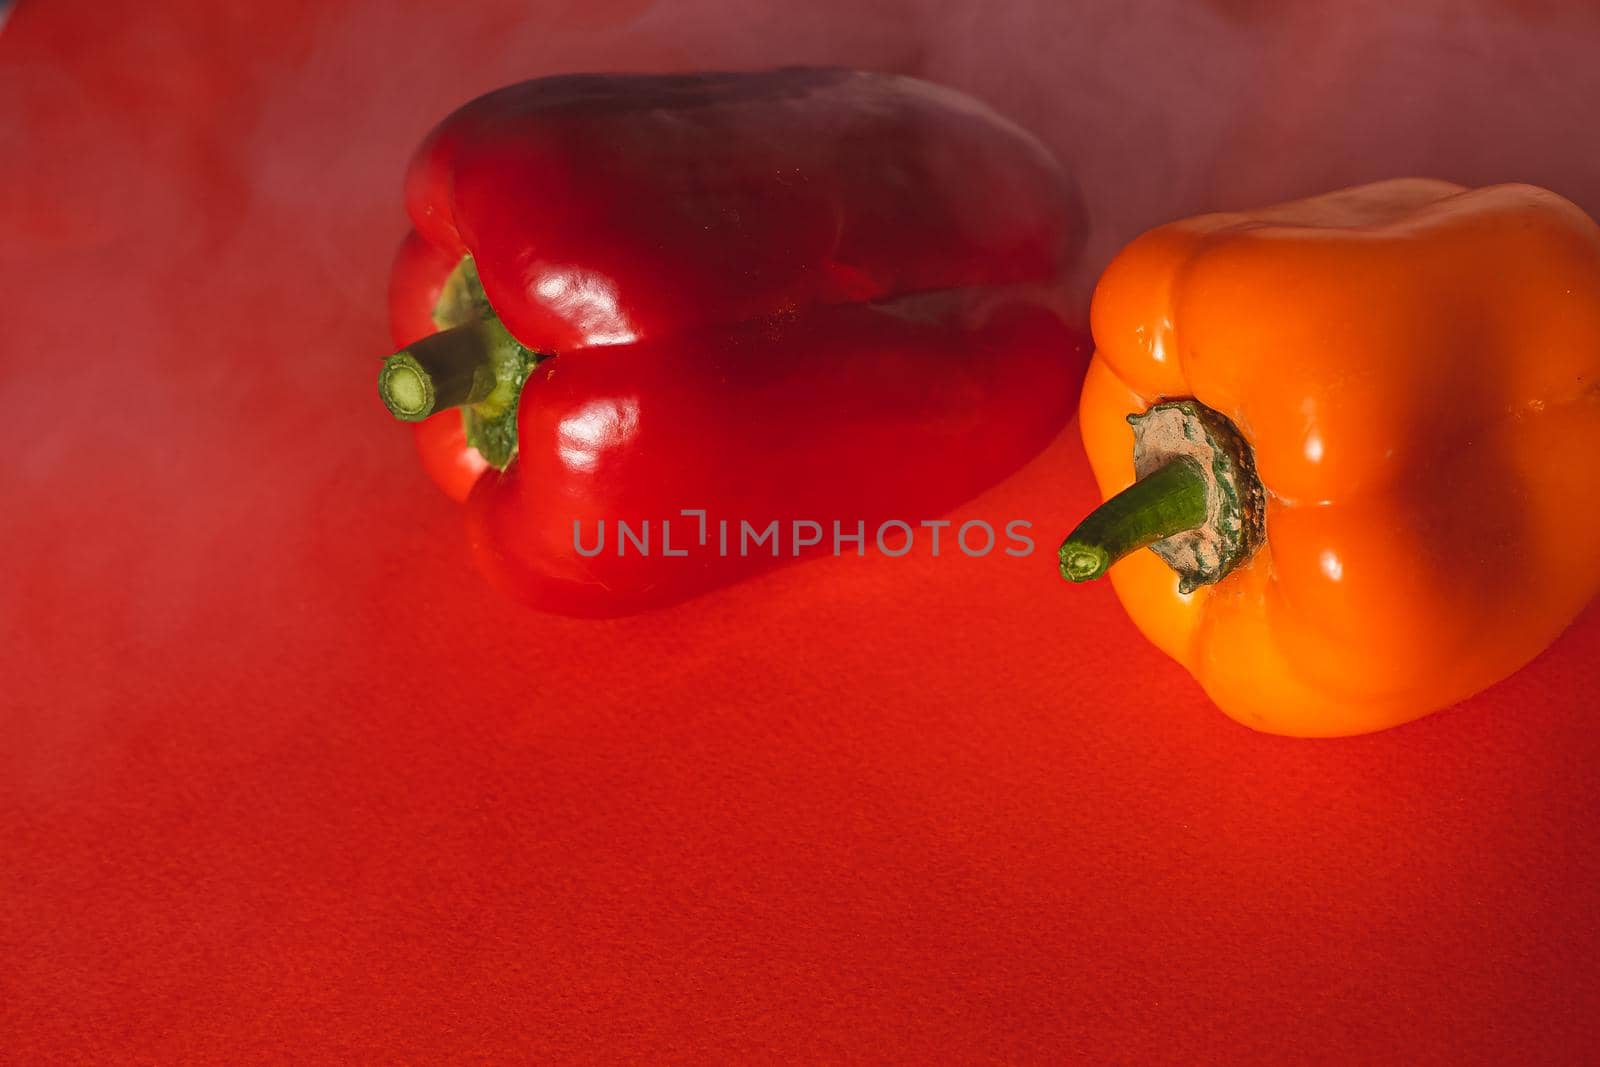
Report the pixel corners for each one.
[388,69,1087,613]
[402,68,1082,352]
[467,289,1087,616]
[388,229,454,349]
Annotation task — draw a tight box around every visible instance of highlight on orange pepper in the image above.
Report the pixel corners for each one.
[1058,179,1600,737]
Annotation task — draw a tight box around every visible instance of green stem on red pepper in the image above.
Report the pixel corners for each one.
[377,258,543,470]
[378,321,501,419]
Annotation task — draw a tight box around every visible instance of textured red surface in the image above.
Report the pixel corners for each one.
[4,1,1599,1061]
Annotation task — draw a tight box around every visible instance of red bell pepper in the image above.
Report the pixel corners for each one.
[379,68,1088,615]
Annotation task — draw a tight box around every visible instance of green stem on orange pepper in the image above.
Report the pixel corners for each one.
[1058,457,1209,583]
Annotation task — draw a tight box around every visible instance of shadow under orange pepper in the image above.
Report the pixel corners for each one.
[1060,179,1600,736]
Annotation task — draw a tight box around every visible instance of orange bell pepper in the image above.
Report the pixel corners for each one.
[1059,179,1600,737]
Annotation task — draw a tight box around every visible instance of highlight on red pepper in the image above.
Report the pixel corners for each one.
[1056,179,1600,737]
[377,68,1088,616]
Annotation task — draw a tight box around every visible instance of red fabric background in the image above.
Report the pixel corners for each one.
[4,1,1599,1061]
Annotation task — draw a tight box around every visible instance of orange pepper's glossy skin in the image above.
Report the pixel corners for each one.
[1083,180,1600,736]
